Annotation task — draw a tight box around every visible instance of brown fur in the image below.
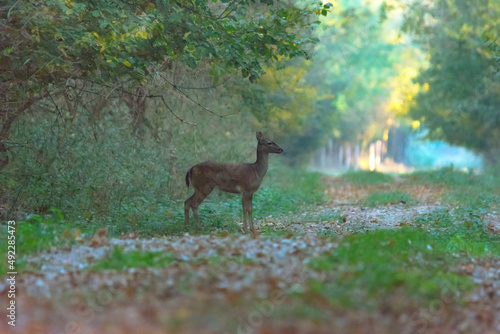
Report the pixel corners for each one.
[184,131,283,233]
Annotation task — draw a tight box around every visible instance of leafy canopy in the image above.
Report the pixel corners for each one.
[1,0,332,99]
[402,0,500,162]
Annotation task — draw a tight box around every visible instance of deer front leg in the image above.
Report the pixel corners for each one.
[246,193,255,233]
[242,195,249,233]
[242,193,254,233]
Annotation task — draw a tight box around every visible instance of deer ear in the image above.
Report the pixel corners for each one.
[256,131,263,140]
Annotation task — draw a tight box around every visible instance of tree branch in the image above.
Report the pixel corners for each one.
[159,96,195,125]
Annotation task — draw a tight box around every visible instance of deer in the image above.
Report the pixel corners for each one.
[184,131,283,233]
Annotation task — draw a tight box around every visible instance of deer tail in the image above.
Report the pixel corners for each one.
[185,168,192,188]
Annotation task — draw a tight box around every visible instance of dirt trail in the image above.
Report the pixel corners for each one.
[2,179,500,333]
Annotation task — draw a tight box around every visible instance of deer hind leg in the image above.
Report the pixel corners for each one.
[188,185,214,228]
[184,195,194,226]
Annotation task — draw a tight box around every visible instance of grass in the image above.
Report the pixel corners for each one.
[255,168,327,215]
[5,167,500,327]
[341,170,393,185]
[0,167,327,275]
[360,191,413,206]
[339,167,500,210]
[142,167,328,237]
[0,166,325,270]
[91,246,177,271]
[308,165,500,309]
[308,228,475,308]
[413,208,500,256]
[404,166,480,187]
[404,166,500,208]
[0,208,94,273]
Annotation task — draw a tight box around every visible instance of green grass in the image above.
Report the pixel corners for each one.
[341,170,393,185]
[360,191,413,206]
[92,246,177,271]
[413,208,500,256]
[405,166,479,187]
[404,167,500,208]
[142,167,327,237]
[0,168,327,255]
[0,208,94,274]
[308,228,476,308]
[256,168,327,215]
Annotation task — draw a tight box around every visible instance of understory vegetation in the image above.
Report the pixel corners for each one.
[3,168,499,308]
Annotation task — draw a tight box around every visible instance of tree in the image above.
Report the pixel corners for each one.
[235,0,426,165]
[0,0,332,170]
[403,0,500,163]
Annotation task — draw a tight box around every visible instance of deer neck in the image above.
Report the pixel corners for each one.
[254,146,269,179]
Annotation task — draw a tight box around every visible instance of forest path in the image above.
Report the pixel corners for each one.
[2,175,500,334]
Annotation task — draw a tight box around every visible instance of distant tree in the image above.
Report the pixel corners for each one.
[484,30,500,72]
[230,0,430,166]
[403,0,500,164]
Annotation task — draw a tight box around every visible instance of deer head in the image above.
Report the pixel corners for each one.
[256,131,283,154]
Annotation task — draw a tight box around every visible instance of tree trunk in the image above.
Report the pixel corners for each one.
[0,111,17,171]
[124,86,148,139]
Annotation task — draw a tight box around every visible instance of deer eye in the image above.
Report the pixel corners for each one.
[268,142,272,145]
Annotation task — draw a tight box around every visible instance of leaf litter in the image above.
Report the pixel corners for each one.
[1,176,500,333]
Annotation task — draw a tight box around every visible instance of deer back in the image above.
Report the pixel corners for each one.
[190,161,262,194]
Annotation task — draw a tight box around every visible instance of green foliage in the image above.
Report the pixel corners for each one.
[484,29,500,71]
[238,0,422,163]
[0,0,331,175]
[92,246,177,271]
[403,0,500,162]
[3,105,248,233]
[1,0,330,97]
[246,58,338,163]
[309,228,475,308]
[2,83,328,237]
[360,191,412,207]
[308,0,416,144]
[341,170,393,185]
